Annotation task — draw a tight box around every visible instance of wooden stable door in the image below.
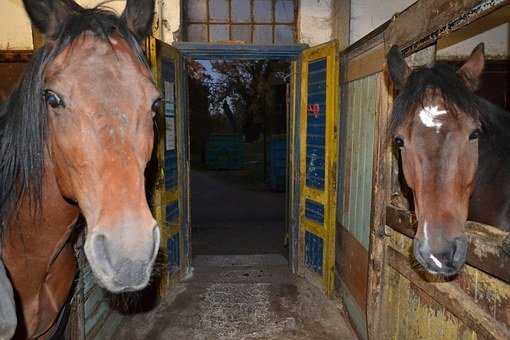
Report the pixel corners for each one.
[297,41,338,295]
[146,37,191,292]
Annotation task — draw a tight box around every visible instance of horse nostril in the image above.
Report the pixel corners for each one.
[151,224,161,257]
[92,233,113,271]
[453,237,468,264]
[449,242,457,259]
[152,224,160,244]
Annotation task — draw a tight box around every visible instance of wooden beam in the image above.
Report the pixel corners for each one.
[0,51,32,63]
[345,44,384,83]
[332,0,351,51]
[366,71,393,339]
[31,25,45,50]
[384,0,510,55]
[386,206,510,283]
[387,247,510,340]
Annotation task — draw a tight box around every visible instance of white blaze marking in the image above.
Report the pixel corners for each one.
[430,254,443,268]
[423,221,430,241]
[419,106,448,133]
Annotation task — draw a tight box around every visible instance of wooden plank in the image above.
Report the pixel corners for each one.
[174,42,308,60]
[335,223,369,314]
[387,247,510,340]
[0,52,31,101]
[384,263,480,339]
[384,0,510,55]
[32,25,45,50]
[386,205,510,283]
[367,71,393,339]
[332,0,351,50]
[289,60,301,274]
[0,63,28,101]
[345,44,384,83]
[175,52,190,274]
[338,74,378,248]
[0,50,32,63]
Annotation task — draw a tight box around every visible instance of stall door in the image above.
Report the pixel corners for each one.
[298,41,338,295]
[146,37,191,292]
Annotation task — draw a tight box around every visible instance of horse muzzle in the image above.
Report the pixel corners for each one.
[84,223,160,292]
[413,236,468,277]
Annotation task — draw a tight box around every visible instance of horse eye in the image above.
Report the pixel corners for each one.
[469,129,481,140]
[394,136,405,148]
[151,98,162,113]
[44,90,65,109]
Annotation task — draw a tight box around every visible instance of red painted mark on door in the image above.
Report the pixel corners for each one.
[307,104,320,118]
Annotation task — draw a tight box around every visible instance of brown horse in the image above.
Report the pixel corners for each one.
[387,44,510,277]
[0,0,161,337]
[0,258,16,339]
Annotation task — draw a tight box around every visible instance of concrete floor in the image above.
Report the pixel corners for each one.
[115,171,355,339]
[191,170,286,255]
[115,254,357,340]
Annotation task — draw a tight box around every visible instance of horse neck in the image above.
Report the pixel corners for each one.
[470,99,510,230]
[476,98,510,180]
[1,159,80,336]
[3,160,80,250]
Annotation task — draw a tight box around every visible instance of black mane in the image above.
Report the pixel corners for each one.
[0,6,148,230]
[390,62,510,155]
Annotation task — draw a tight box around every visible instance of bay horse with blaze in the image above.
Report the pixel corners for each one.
[0,0,161,337]
[387,44,510,277]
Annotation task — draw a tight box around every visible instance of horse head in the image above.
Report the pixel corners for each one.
[23,0,160,292]
[387,44,485,277]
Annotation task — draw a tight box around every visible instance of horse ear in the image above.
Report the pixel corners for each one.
[458,43,485,91]
[386,45,411,90]
[22,0,76,38]
[122,0,156,42]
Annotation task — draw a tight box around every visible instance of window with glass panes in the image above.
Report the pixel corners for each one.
[184,0,297,44]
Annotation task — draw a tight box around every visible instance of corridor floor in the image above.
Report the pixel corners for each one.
[190,170,286,256]
[115,254,356,340]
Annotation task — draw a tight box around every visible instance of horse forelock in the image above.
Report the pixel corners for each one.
[0,6,149,232]
[389,62,510,156]
[389,63,482,136]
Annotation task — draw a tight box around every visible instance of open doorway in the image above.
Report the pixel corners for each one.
[188,59,291,257]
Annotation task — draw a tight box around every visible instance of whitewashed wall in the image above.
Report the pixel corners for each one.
[437,22,509,59]
[349,0,415,44]
[348,0,508,58]
[0,0,33,50]
[0,0,181,50]
[299,0,334,46]
[3,0,506,56]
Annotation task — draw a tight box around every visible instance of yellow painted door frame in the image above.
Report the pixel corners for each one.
[146,36,190,294]
[298,41,338,295]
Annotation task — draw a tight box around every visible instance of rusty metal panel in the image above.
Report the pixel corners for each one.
[337,74,378,249]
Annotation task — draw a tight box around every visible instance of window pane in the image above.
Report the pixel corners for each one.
[209,0,229,23]
[186,0,207,22]
[254,0,273,23]
[253,25,273,44]
[210,24,230,42]
[275,25,294,43]
[231,25,252,43]
[187,24,208,42]
[275,0,295,23]
[232,0,251,23]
